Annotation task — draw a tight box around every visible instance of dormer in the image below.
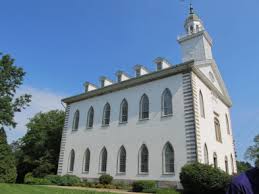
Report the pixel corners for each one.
[84,82,98,93]
[154,57,171,70]
[116,71,131,83]
[134,65,149,77]
[99,76,113,87]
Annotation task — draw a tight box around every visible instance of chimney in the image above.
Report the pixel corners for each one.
[84,82,98,93]
[154,57,171,70]
[134,65,149,77]
[116,71,131,83]
[99,76,113,87]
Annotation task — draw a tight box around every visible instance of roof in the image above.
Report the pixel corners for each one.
[62,60,232,107]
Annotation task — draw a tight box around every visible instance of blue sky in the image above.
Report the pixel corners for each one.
[1,0,259,162]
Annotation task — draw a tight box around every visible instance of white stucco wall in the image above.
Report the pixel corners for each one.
[193,73,236,174]
[61,74,188,182]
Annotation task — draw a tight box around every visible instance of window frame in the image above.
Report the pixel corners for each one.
[139,94,149,120]
[214,117,222,143]
[102,103,111,127]
[82,148,90,173]
[199,91,205,118]
[119,99,128,124]
[72,110,80,131]
[138,144,149,174]
[213,152,218,168]
[68,149,75,173]
[161,88,173,117]
[86,107,94,129]
[117,146,126,174]
[204,144,209,165]
[99,147,108,174]
[162,142,175,175]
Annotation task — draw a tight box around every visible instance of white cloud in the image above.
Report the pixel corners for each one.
[6,86,66,143]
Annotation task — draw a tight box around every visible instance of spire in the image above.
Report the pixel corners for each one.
[189,3,194,15]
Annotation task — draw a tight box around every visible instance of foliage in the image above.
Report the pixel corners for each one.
[0,53,31,129]
[180,163,231,194]
[154,188,180,194]
[24,172,51,185]
[99,174,113,185]
[13,110,65,182]
[45,175,63,185]
[245,134,259,167]
[132,180,156,192]
[0,183,117,194]
[236,160,253,173]
[0,128,17,183]
[57,175,81,186]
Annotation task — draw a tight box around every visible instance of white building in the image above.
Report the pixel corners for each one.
[57,6,236,187]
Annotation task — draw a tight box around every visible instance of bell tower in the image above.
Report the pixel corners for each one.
[178,4,213,62]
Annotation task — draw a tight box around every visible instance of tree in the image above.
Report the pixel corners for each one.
[14,110,65,183]
[236,160,252,174]
[245,134,259,167]
[0,53,31,129]
[0,127,17,183]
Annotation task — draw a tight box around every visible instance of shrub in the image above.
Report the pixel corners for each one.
[57,174,81,186]
[114,181,131,190]
[95,183,105,188]
[180,163,231,194]
[99,174,113,185]
[104,184,117,189]
[24,173,51,185]
[45,175,62,185]
[155,188,181,194]
[132,180,156,192]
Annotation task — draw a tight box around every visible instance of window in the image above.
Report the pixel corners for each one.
[102,103,111,126]
[83,149,90,173]
[136,69,141,77]
[213,152,218,168]
[99,147,107,173]
[162,89,173,116]
[226,114,230,135]
[199,91,205,118]
[231,154,234,174]
[117,75,122,82]
[214,118,222,142]
[163,142,174,174]
[225,156,229,174]
[68,149,75,172]
[139,94,149,120]
[139,144,149,173]
[72,110,80,131]
[118,146,126,173]
[87,107,94,128]
[204,144,209,164]
[120,99,128,123]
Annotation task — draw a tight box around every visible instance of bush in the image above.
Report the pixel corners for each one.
[180,163,231,194]
[155,188,181,194]
[24,173,51,185]
[95,183,105,188]
[57,174,81,186]
[132,180,156,192]
[45,175,63,185]
[104,184,117,189]
[99,174,113,185]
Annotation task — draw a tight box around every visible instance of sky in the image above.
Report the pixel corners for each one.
[1,0,258,162]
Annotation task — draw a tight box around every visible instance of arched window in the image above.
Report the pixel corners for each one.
[120,99,128,123]
[68,149,75,172]
[163,142,174,174]
[225,156,229,174]
[231,154,234,174]
[226,114,230,135]
[118,146,126,173]
[102,103,111,126]
[162,89,173,116]
[139,94,149,120]
[83,148,90,173]
[99,147,107,173]
[139,144,149,173]
[72,110,80,131]
[199,91,205,118]
[213,152,218,168]
[87,107,94,128]
[214,118,222,142]
[204,144,209,164]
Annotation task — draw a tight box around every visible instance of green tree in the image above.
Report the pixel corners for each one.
[0,127,17,183]
[236,160,252,173]
[14,110,65,183]
[0,54,31,129]
[245,134,259,167]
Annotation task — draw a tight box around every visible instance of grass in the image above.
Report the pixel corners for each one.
[0,184,116,194]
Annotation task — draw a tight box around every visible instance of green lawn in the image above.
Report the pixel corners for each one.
[0,184,116,194]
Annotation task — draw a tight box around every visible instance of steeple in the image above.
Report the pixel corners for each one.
[177,5,213,62]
